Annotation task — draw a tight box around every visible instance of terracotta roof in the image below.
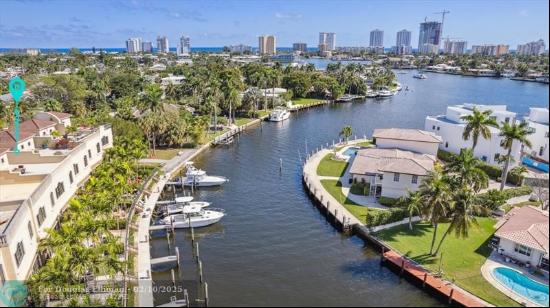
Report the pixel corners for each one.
[373,128,442,143]
[0,147,9,155]
[47,111,71,119]
[495,206,549,253]
[349,148,436,176]
[0,130,35,149]
[19,119,56,132]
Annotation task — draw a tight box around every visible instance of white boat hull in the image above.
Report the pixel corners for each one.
[269,112,290,122]
[164,211,225,228]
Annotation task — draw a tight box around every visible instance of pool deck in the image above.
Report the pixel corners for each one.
[481,252,549,307]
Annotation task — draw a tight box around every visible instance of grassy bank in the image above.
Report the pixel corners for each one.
[320,179,375,222]
[316,153,348,177]
[375,219,519,307]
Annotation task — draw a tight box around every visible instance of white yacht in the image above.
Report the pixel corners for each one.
[413,73,427,79]
[181,162,228,187]
[162,205,225,228]
[268,107,290,122]
[166,196,211,215]
[366,91,378,98]
[377,90,394,97]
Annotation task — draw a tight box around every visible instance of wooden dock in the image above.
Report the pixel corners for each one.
[289,100,330,112]
[382,250,490,307]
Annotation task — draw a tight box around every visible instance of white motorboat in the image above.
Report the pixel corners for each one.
[377,90,394,97]
[413,73,427,79]
[366,91,378,98]
[181,162,228,187]
[162,205,225,228]
[166,196,211,215]
[268,107,290,122]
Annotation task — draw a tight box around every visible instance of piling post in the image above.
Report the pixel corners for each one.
[166,232,171,250]
[400,259,405,277]
[198,260,203,283]
[171,269,176,286]
[204,283,209,307]
[380,247,385,263]
[422,273,428,288]
[176,246,180,267]
[448,289,454,304]
[195,242,200,261]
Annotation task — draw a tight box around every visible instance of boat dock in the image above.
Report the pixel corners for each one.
[289,100,330,111]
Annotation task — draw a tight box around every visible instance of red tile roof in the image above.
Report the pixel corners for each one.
[19,119,56,132]
[495,206,549,254]
[48,111,71,119]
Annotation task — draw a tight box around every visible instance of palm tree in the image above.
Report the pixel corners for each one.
[399,190,424,230]
[418,165,453,255]
[461,107,498,151]
[498,121,533,191]
[444,148,489,192]
[339,125,353,144]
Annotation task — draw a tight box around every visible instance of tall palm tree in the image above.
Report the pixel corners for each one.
[418,165,453,255]
[399,190,424,230]
[444,148,489,193]
[498,121,533,191]
[339,125,353,144]
[461,107,498,151]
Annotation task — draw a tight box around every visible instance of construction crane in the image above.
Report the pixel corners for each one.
[434,10,451,43]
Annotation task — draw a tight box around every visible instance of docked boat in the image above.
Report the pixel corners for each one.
[166,196,211,215]
[162,205,225,228]
[366,91,378,98]
[268,107,290,122]
[336,94,355,102]
[377,90,394,97]
[181,162,228,187]
[413,73,427,79]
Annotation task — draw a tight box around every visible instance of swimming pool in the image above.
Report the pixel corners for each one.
[342,147,358,157]
[492,267,549,306]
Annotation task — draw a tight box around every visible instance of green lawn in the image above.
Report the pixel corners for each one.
[292,98,326,106]
[235,117,256,126]
[316,153,348,177]
[375,219,520,307]
[149,148,184,160]
[320,179,378,222]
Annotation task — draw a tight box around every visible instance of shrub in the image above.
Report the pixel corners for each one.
[378,196,399,207]
[365,208,408,227]
[350,183,370,196]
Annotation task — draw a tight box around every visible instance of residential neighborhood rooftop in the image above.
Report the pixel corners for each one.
[373,128,443,143]
[349,148,436,176]
[495,206,549,255]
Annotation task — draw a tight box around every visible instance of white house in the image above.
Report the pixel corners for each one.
[373,128,442,156]
[0,114,113,282]
[425,104,522,166]
[525,107,549,163]
[349,128,439,199]
[492,206,549,272]
[161,75,185,86]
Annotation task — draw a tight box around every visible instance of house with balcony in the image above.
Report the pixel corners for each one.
[0,113,112,282]
[524,107,549,164]
[425,104,522,166]
[349,128,440,199]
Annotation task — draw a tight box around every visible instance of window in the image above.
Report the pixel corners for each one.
[73,163,79,175]
[49,192,55,207]
[481,156,488,162]
[540,147,545,157]
[411,175,418,184]
[28,141,31,146]
[514,244,532,257]
[21,144,24,150]
[1,158,4,164]
[28,221,33,239]
[15,242,25,267]
[494,153,500,161]
[83,155,88,167]
[437,126,440,131]
[88,149,92,159]
[96,142,101,153]
[69,171,74,184]
[393,173,400,182]
[37,207,46,226]
[55,182,65,198]
[505,117,510,123]
[101,135,109,146]
[432,125,436,130]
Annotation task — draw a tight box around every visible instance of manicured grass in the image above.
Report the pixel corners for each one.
[292,98,326,106]
[316,153,348,177]
[375,219,520,307]
[149,148,184,160]
[355,140,373,148]
[320,179,377,222]
[235,117,256,126]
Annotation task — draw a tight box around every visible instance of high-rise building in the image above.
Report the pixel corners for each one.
[156,36,170,53]
[141,41,153,53]
[396,29,412,47]
[293,42,308,53]
[259,35,276,55]
[443,39,468,55]
[126,37,142,53]
[178,35,191,56]
[228,44,252,54]
[418,21,442,54]
[470,44,509,56]
[318,32,336,51]
[516,39,546,56]
[369,29,384,47]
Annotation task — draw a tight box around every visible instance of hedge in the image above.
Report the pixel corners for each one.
[365,208,408,227]
[378,196,400,207]
[437,150,524,186]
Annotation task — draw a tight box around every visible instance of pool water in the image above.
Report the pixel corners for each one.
[493,267,549,306]
[343,147,358,157]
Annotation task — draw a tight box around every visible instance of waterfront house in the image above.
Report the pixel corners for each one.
[0,113,113,281]
[491,206,549,273]
[524,107,549,164]
[425,104,522,166]
[349,148,436,198]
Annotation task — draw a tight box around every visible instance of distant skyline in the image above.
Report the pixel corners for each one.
[0,0,548,49]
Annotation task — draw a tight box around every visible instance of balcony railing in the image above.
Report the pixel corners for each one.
[0,234,7,247]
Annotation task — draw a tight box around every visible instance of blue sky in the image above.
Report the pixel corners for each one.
[0,0,548,48]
